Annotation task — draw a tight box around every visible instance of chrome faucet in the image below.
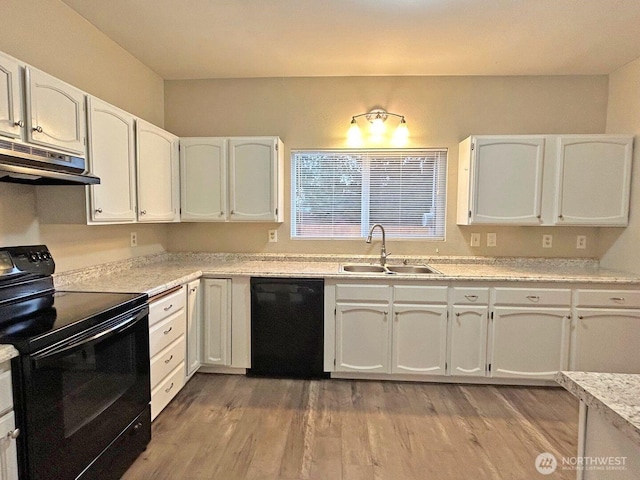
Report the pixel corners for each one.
[366,224,389,266]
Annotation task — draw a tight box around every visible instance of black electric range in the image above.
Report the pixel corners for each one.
[0,245,151,480]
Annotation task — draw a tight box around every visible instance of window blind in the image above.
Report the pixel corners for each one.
[291,149,447,239]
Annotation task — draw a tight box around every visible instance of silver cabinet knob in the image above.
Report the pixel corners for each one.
[7,428,20,440]
[33,125,43,133]
[14,120,24,128]
[190,287,197,293]
[140,210,147,215]
[95,208,103,214]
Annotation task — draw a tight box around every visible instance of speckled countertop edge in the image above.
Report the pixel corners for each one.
[557,372,640,448]
[0,345,19,363]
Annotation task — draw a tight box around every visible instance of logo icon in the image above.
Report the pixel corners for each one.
[535,452,558,475]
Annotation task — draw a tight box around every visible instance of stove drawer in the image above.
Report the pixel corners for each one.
[150,334,186,388]
[149,286,186,327]
[149,310,186,358]
[151,362,185,420]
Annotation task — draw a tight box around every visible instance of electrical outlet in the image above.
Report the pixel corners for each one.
[130,232,138,247]
[268,229,278,243]
[470,233,480,247]
[577,235,587,249]
[487,233,497,247]
[542,234,553,248]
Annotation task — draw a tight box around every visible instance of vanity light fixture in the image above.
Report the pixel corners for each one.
[347,109,409,147]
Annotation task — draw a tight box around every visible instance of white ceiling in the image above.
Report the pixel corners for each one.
[61,0,640,80]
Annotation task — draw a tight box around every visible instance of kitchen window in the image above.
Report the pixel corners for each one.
[291,149,447,239]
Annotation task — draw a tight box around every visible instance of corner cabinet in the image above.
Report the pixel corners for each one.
[86,97,137,223]
[136,119,180,223]
[457,134,633,226]
[25,67,86,155]
[0,52,23,140]
[180,136,284,223]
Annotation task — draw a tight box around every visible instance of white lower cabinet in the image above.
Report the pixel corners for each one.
[148,285,186,420]
[0,363,18,480]
[334,284,448,376]
[202,279,231,366]
[185,280,202,378]
[450,305,488,377]
[572,289,640,373]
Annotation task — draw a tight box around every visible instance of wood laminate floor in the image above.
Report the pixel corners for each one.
[123,374,578,480]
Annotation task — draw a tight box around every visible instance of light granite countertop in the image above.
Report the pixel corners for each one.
[52,252,640,297]
[0,344,18,363]
[557,371,640,448]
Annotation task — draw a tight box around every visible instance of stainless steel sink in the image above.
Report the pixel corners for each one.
[386,265,441,274]
[339,263,442,275]
[340,264,389,273]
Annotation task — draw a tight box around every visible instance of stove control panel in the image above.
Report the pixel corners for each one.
[0,245,55,278]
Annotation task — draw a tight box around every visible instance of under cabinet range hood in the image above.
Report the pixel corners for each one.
[0,138,99,185]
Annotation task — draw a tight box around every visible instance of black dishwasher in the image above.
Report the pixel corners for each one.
[249,278,328,379]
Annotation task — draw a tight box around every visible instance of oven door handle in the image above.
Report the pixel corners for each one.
[33,308,146,363]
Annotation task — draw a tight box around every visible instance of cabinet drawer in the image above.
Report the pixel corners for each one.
[151,362,185,420]
[335,284,390,302]
[493,288,570,306]
[149,310,186,357]
[393,285,448,304]
[0,367,13,415]
[151,334,186,389]
[575,289,640,308]
[149,286,186,327]
[452,287,489,305]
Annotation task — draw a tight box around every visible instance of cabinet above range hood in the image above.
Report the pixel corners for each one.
[0,138,99,185]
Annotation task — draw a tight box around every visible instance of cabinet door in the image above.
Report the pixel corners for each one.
[335,303,390,373]
[391,304,447,375]
[180,138,228,221]
[573,309,640,373]
[86,97,136,223]
[450,305,488,377]
[25,67,86,154]
[0,410,18,480]
[555,136,632,226]
[202,279,231,366]
[228,137,278,221]
[470,136,544,224]
[136,119,180,222]
[0,53,23,140]
[490,307,569,379]
[186,280,202,377]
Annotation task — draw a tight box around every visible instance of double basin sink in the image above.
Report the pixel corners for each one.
[340,264,441,275]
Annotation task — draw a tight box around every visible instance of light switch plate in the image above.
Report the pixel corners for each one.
[470,233,480,247]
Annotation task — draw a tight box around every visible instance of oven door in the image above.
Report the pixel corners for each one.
[17,305,150,480]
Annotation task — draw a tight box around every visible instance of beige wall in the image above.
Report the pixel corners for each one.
[165,75,608,258]
[0,0,168,272]
[599,57,640,273]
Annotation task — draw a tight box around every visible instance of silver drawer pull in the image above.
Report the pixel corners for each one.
[7,428,19,440]
[465,295,478,301]
[165,382,174,393]
[164,354,174,364]
[610,297,625,303]
[526,295,540,302]
[163,326,173,335]
[163,304,173,311]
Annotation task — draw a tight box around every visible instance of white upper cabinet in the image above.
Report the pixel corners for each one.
[554,136,633,226]
[0,52,23,140]
[457,134,633,227]
[25,67,86,155]
[180,136,284,223]
[87,97,137,223]
[457,136,545,225]
[136,119,180,222]
[228,137,284,222]
[180,138,227,221]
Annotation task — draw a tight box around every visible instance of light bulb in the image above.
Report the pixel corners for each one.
[347,118,363,147]
[369,115,386,136]
[392,118,409,147]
